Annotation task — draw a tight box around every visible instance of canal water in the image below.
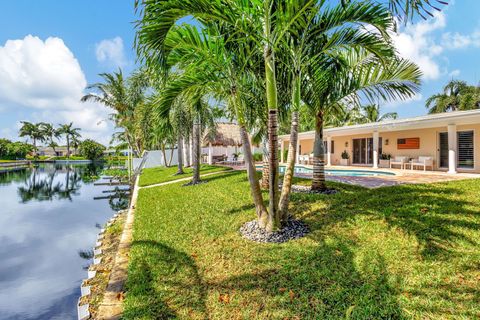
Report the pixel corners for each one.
[0,163,128,320]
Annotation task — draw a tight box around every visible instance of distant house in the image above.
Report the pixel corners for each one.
[37,146,77,157]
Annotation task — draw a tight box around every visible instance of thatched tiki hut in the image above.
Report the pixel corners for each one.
[202,123,244,164]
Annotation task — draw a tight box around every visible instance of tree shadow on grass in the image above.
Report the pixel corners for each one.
[288,180,480,260]
[124,238,404,319]
[123,240,208,320]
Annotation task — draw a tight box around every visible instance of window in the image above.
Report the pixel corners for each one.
[458,131,474,169]
[323,141,335,154]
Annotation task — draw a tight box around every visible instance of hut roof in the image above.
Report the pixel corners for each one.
[203,123,242,147]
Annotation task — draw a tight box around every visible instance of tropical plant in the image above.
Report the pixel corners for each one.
[81,69,148,155]
[79,139,106,160]
[57,123,82,159]
[425,80,480,114]
[19,121,46,157]
[359,104,398,123]
[0,139,33,159]
[41,123,61,154]
[341,150,350,160]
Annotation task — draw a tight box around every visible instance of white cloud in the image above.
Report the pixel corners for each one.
[442,30,480,49]
[391,12,446,80]
[449,69,461,77]
[0,35,112,144]
[384,93,423,110]
[95,36,126,68]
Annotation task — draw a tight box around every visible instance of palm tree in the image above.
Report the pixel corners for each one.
[425,80,480,114]
[81,69,148,156]
[58,123,81,159]
[41,123,61,155]
[359,104,398,123]
[306,48,421,191]
[71,135,81,155]
[19,121,46,157]
[134,0,445,231]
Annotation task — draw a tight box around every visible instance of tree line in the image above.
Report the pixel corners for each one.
[18,121,81,158]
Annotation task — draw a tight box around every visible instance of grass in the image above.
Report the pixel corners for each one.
[124,171,480,319]
[138,164,232,187]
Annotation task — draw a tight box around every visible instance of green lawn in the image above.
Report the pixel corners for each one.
[124,170,480,319]
[138,164,232,187]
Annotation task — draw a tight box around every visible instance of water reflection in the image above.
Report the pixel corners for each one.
[0,163,128,320]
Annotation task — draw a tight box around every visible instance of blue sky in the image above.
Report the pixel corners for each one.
[0,0,479,144]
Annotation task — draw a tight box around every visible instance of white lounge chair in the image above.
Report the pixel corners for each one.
[224,156,235,165]
[409,156,433,171]
[390,156,408,170]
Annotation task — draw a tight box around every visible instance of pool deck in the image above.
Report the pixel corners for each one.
[229,163,480,188]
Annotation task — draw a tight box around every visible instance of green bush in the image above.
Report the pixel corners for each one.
[0,138,33,159]
[79,139,106,160]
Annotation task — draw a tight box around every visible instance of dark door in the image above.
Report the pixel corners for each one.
[439,132,449,168]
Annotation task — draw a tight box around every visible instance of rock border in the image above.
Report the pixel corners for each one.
[240,219,309,243]
[77,209,127,320]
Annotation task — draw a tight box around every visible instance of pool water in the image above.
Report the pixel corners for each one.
[258,165,396,177]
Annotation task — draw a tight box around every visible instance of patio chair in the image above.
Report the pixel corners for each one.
[298,155,307,164]
[224,155,235,165]
[409,156,433,171]
[390,156,408,170]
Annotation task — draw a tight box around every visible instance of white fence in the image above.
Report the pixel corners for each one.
[132,149,178,171]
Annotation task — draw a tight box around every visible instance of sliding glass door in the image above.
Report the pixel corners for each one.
[353,138,382,165]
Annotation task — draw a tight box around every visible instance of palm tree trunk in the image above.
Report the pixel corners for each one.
[167,145,174,167]
[267,109,280,231]
[239,125,268,227]
[33,138,37,158]
[184,137,191,167]
[66,136,70,159]
[264,23,280,231]
[311,111,327,191]
[192,121,201,184]
[279,111,299,221]
[160,143,168,166]
[176,134,184,174]
[261,140,269,189]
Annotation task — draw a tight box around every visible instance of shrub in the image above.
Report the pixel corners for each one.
[0,139,33,159]
[79,139,106,160]
[341,150,350,159]
[253,152,263,162]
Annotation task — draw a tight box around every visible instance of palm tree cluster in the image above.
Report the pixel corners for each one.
[426,80,480,114]
[18,121,81,158]
[129,0,450,232]
[62,0,441,233]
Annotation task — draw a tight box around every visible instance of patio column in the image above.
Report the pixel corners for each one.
[280,139,284,163]
[448,124,457,174]
[326,136,332,166]
[373,131,379,169]
[208,143,213,165]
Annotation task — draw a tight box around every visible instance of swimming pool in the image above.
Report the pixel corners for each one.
[257,165,396,177]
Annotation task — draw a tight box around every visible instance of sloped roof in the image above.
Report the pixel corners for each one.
[203,123,242,147]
